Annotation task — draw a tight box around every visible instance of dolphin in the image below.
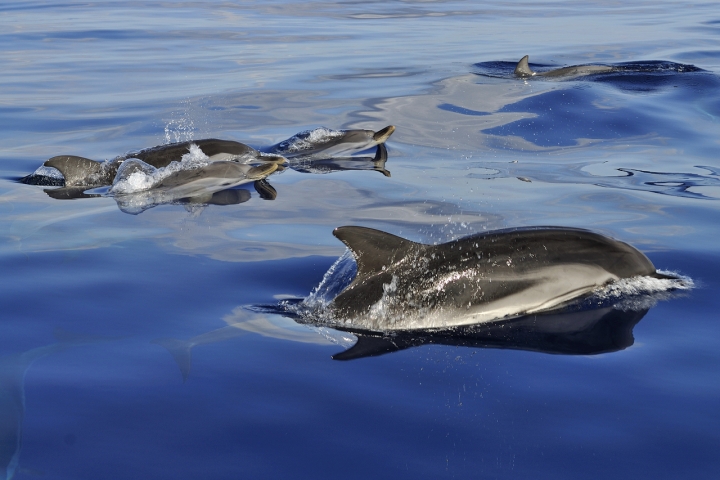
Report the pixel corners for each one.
[109,160,278,214]
[36,139,285,188]
[320,226,674,331]
[514,55,615,78]
[266,125,395,159]
[0,329,110,479]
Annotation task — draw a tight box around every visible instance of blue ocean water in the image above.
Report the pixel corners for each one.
[1,1,720,478]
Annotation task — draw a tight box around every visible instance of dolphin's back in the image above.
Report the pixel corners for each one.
[455,226,656,279]
[129,139,258,168]
[514,55,615,78]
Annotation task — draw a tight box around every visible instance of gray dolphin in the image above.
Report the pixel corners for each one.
[109,160,278,214]
[324,226,673,331]
[40,139,285,187]
[514,55,615,79]
[266,125,395,159]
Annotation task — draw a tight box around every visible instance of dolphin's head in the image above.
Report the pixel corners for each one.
[372,125,395,144]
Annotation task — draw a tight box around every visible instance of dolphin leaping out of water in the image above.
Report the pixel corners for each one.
[310,226,678,332]
[514,55,615,78]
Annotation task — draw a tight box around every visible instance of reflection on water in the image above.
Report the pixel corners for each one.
[330,307,649,360]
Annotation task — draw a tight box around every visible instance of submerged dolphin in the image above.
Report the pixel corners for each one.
[320,226,672,331]
[35,139,285,187]
[266,125,395,159]
[514,55,615,78]
[0,330,109,479]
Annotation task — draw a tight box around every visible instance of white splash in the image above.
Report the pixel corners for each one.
[31,165,64,180]
[586,270,694,311]
[109,143,210,195]
[274,127,345,154]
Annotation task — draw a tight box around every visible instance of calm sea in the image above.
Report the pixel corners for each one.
[1,1,719,478]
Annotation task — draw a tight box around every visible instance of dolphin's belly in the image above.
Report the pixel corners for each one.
[456,264,619,326]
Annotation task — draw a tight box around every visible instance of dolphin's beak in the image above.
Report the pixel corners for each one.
[247,163,279,179]
[261,154,287,164]
[373,125,396,143]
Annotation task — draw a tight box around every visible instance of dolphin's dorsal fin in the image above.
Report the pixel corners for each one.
[514,55,535,77]
[44,155,102,186]
[333,226,419,277]
[372,125,395,143]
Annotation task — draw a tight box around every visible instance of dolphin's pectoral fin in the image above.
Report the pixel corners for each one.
[152,338,193,382]
[332,334,405,360]
[333,226,419,277]
[44,155,103,186]
[372,125,396,143]
[514,55,535,77]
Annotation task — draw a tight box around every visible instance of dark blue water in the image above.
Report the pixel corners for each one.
[1,1,720,479]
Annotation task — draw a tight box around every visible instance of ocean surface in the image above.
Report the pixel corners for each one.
[1,1,720,478]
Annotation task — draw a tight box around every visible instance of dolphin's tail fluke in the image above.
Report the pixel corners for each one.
[152,338,194,382]
[514,55,536,77]
[372,125,395,143]
[44,155,103,187]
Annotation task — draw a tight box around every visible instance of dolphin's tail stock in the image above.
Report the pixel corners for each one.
[151,338,193,382]
[44,155,104,187]
[372,125,395,143]
[514,55,535,77]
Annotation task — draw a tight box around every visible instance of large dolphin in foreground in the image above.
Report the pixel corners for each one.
[306,226,683,332]
[514,55,615,78]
